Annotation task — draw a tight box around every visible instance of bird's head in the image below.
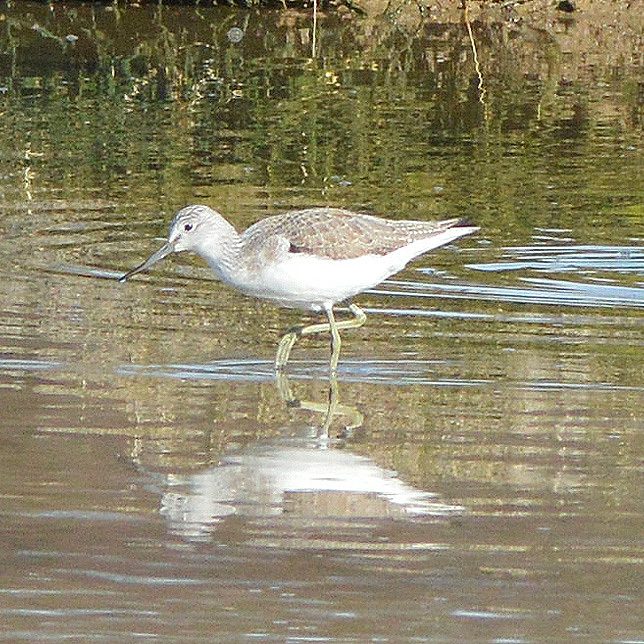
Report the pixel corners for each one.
[119,204,228,282]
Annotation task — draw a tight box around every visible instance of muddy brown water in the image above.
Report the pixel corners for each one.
[0,2,642,641]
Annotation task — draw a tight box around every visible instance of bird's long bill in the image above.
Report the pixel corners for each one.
[119,242,174,283]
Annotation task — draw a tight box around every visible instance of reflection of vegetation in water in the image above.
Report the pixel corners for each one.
[0,3,640,227]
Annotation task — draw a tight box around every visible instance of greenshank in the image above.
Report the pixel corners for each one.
[120,205,478,371]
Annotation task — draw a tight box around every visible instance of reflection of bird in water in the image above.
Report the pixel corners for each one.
[120,205,478,371]
[160,438,463,542]
[275,371,363,439]
[137,371,462,542]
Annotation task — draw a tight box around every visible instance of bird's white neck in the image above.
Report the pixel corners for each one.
[193,216,243,283]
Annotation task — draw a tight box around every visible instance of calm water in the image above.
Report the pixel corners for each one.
[0,2,642,641]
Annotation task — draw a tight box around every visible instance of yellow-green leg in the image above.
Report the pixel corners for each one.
[327,305,342,373]
[275,303,367,372]
[274,371,364,436]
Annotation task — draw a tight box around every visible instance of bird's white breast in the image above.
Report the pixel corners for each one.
[229,252,397,311]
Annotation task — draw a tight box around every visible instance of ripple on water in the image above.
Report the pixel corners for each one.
[373,243,644,310]
[466,245,644,274]
[379,276,644,309]
[115,359,643,392]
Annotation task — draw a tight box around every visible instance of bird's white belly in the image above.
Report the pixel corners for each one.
[230,253,397,311]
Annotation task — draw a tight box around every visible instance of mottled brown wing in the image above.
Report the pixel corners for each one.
[242,208,463,260]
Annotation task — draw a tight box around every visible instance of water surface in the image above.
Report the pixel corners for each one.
[0,2,642,641]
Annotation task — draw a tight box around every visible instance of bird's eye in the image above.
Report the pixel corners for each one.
[184,223,193,232]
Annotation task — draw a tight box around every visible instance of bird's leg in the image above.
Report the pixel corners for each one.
[274,304,367,372]
[275,331,298,371]
[319,372,340,437]
[273,371,364,438]
[274,370,297,405]
[326,305,342,374]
